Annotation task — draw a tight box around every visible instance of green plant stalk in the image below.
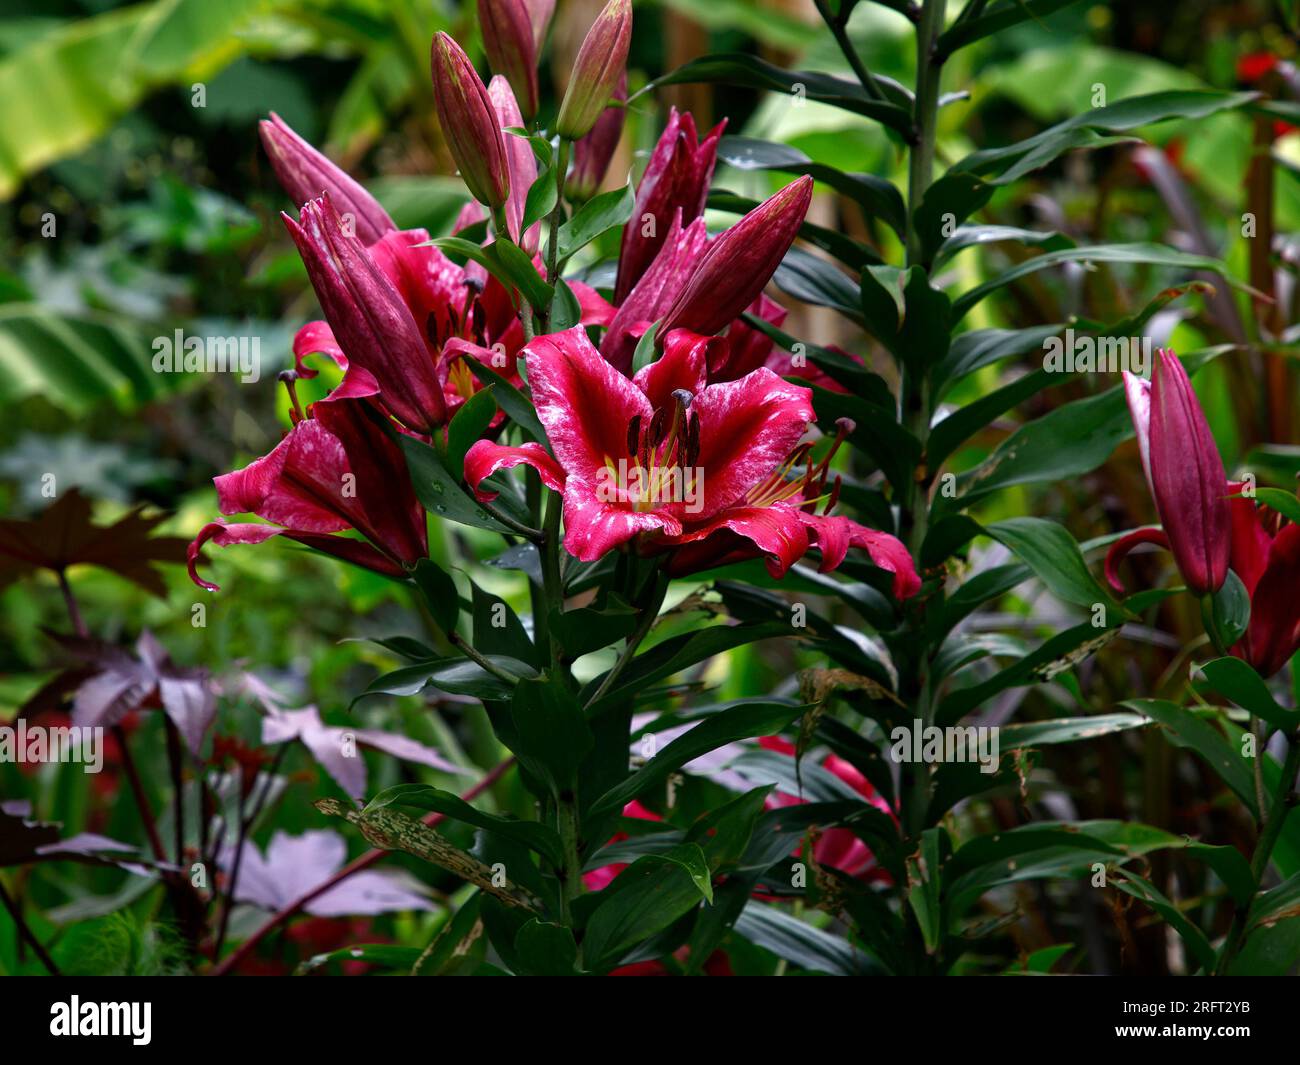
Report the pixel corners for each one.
[900,0,944,550]
[895,0,946,961]
[556,792,583,925]
[1215,731,1300,974]
[537,479,584,927]
[905,0,946,269]
[1198,594,1232,656]
[0,877,60,975]
[585,568,669,709]
[813,0,889,103]
[540,489,564,670]
[545,138,573,327]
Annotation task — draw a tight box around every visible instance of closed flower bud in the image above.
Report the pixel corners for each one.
[430,32,511,209]
[282,194,447,432]
[477,0,540,120]
[555,0,632,140]
[567,74,626,203]
[658,176,812,339]
[615,107,724,302]
[525,0,555,46]
[1147,349,1231,596]
[258,113,395,245]
[488,75,540,251]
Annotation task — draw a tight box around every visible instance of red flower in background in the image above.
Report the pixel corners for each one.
[1237,52,1279,83]
[582,799,662,891]
[759,736,893,881]
[1226,487,1300,677]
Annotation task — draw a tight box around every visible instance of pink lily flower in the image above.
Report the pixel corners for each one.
[188,397,427,592]
[463,326,920,595]
[1106,349,1231,597]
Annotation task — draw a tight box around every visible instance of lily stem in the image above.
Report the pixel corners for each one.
[0,878,60,975]
[895,0,945,962]
[813,0,890,104]
[546,139,572,303]
[586,568,669,709]
[556,791,583,926]
[541,489,565,670]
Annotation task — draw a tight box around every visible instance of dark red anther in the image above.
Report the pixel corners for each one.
[627,414,642,457]
[648,407,668,448]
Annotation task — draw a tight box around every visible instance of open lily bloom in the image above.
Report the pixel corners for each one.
[464,326,919,596]
[188,397,427,592]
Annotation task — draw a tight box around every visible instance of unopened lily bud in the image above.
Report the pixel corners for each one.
[282,194,447,432]
[478,0,539,120]
[1147,349,1231,596]
[488,75,540,251]
[525,0,555,46]
[658,176,813,339]
[430,32,511,209]
[555,0,632,140]
[615,108,725,302]
[259,113,395,245]
[567,74,626,203]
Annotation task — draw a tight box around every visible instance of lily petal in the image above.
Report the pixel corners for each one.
[214,420,353,535]
[464,441,566,501]
[602,213,709,374]
[632,328,711,410]
[188,522,404,593]
[689,368,814,520]
[313,399,427,564]
[1234,524,1300,677]
[524,326,652,484]
[801,512,920,599]
[668,502,808,578]
[284,196,447,431]
[1148,349,1230,596]
[1122,370,1153,490]
[1104,526,1171,595]
[1227,485,1273,597]
[563,490,682,562]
